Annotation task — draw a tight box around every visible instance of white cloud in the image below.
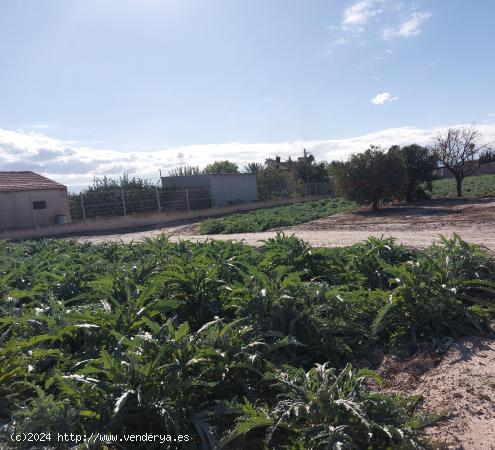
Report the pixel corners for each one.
[329,1,429,54]
[325,0,383,53]
[2,123,495,191]
[342,0,384,31]
[371,92,398,104]
[383,11,431,40]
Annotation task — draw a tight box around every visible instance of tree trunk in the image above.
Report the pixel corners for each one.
[372,199,379,211]
[455,176,463,197]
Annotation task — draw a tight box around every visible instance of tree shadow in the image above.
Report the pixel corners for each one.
[448,337,493,364]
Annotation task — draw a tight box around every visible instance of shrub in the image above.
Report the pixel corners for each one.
[332,146,408,210]
[388,144,437,201]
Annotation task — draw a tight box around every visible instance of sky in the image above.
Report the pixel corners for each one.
[1,0,494,191]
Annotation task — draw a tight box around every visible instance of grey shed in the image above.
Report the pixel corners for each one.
[161,173,257,208]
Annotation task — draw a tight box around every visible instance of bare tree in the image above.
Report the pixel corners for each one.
[432,126,488,197]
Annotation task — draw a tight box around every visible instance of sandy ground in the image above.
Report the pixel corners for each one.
[75,197,495,251]
[380,336,495,450]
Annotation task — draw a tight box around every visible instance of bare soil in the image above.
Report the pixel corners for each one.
[76,197,495,251]
[380,336,495,450]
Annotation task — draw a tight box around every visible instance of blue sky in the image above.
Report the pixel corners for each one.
[0,0,494,189]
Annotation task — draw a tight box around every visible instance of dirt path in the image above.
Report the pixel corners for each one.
[77,227,495,250]
[381,337,495,450]
[75,198,495,250]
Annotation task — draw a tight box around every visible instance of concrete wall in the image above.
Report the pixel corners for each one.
[0,195,320,241]
[210,174,257,207]
[161,175,211,189]
[0,188,71,231]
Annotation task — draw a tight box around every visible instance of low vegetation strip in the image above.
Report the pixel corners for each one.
[432,173,495,198]
[1,234,494,449]
[198,197,355,234]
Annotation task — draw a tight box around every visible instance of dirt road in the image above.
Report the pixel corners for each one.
[75,198,495,250]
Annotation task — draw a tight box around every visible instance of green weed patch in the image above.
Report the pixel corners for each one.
[432,173,495,197]
[199,198,355,234]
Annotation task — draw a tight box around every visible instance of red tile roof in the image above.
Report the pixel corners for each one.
[0,171,66,192]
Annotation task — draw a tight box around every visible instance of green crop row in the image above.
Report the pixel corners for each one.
[0,235,494,449]
[199,198,355,234]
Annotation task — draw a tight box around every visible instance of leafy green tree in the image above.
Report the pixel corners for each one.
[333,146,408,210]
[204,160,239,174]
[388,144,437,201]
[256,167,302,199]
[264,153,327,184]
[291,157,327,184]
[168,165,202,176]
[87,174,157,192]
[68,174,160,219]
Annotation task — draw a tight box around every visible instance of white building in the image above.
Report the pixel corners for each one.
[0,171,71,230]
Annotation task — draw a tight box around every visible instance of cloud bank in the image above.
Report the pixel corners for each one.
[1,124,494,191]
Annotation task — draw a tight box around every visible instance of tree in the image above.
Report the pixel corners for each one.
[204,160,239,174]
[388,144,437,201]
[168,165,202,176]
[291,157,327,184]
[432,126,488,197]
[243,162,264,174]
[264,153,327,184]
[85,174,157,192]
[333,146,408,210]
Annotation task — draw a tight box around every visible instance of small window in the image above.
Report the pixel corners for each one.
[33,200,47,210]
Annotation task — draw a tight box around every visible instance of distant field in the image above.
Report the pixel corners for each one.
[199,198,355,234]
[432,173,495,198]
[199,174,495,235]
